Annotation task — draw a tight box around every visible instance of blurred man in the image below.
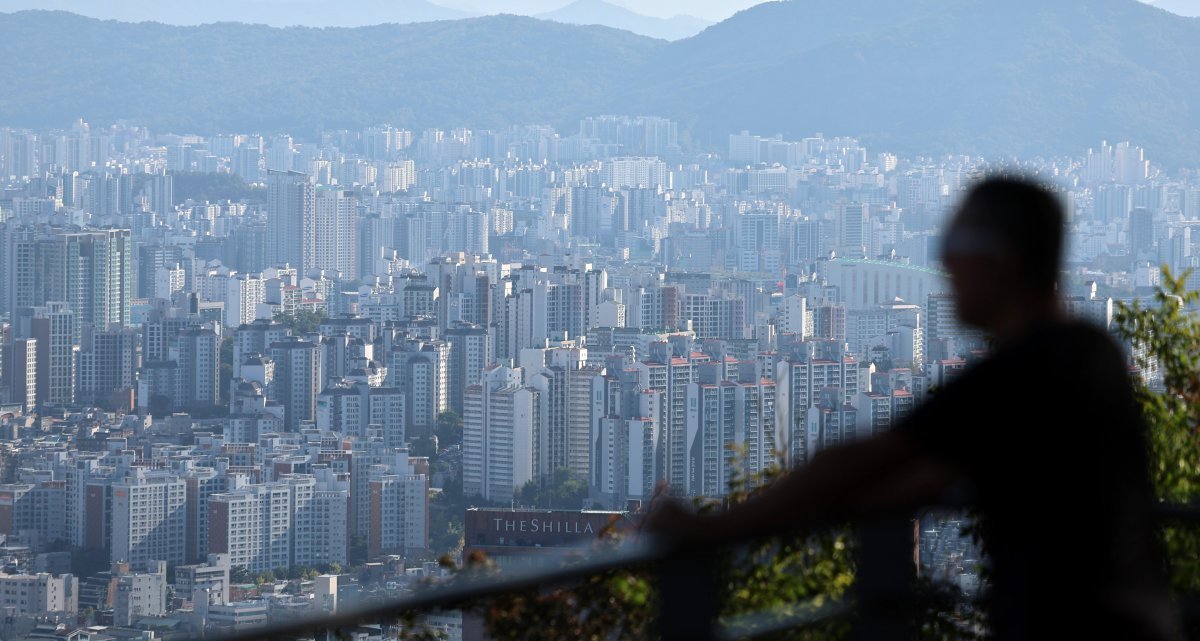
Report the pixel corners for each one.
[646,177,1178,641]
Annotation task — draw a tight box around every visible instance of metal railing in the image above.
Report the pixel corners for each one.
[195,503,1200,641]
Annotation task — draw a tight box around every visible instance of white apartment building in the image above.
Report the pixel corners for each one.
[110,469,188,567]
[225,273,267,328]
[207,483,293,574]
[367,471,428,558]
[601,157,667,190]
[591,416,658,508]
[463,365,536,502]
[0,573,78,616]
[113,563,168,626]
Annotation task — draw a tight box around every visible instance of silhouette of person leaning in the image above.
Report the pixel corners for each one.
[645,177,1180,641]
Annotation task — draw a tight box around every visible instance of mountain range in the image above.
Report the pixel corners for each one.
[0,0,1198,165]
[654,0,1200,164]
[0,0,711,39]
[536,0,711,41]
[0,0,475,27]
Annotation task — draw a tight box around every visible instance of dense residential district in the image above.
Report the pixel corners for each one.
[0,117,1188,638]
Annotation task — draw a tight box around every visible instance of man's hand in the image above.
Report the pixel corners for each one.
[640,483,723,551]
[640,496,699,540]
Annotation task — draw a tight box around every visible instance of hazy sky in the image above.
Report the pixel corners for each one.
[441,0,765,21]
[448,0,1200,21]
[0,0,1195,24]
[1141,0,1200,17]
[0,0,772,23]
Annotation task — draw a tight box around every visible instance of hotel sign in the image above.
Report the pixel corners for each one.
[490,517,595,534]
[464,508,628,548]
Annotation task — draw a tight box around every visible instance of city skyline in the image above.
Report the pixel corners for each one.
[0,107,1190,639]
[0,0,1195,637]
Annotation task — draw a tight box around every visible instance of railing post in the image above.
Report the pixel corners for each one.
[853,516,918,641]
[657,548,720,641]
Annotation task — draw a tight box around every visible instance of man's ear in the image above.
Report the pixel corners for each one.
[992,251,1024,287]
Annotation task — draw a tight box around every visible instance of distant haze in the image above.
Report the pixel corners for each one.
[0,0,755,39]
[1141,0,1200,17]
[0,0,1193,27]
[442,0,764,21]
[3,0,1199,165]
[0,0,763,24]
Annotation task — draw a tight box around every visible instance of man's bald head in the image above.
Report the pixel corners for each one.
[946,177,1065,296]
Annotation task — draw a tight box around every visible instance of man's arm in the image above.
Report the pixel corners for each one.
[648,430,964,545]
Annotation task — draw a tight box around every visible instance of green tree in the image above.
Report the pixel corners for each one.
[168,171,261,203]
[410,435,438,458]
[349,535,369,566]
[515,468,588,509]
[436,411,464,449]
[1114,266,1200,591]
[230,565,251,584]
[429,474,475,558]
[274,309,327,336]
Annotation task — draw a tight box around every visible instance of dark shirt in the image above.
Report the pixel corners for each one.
[902,319,1177,641]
